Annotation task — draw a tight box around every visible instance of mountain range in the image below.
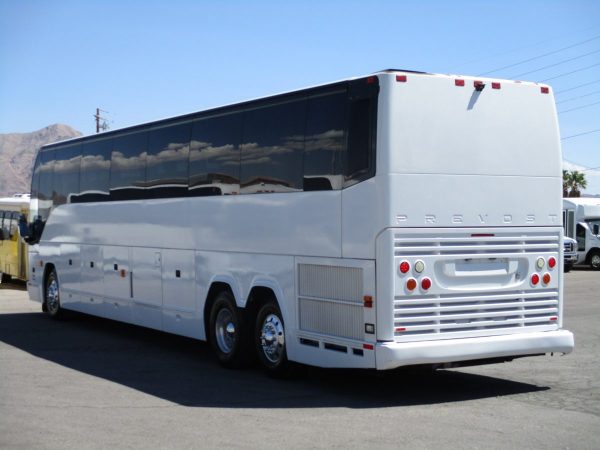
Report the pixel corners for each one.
[0,124,82,196]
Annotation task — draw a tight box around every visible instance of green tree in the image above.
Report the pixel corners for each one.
[563,170,587,197]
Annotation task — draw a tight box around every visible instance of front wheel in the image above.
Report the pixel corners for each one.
[255,301,289,376]
[590,251,600,270]
[45,268,63,319]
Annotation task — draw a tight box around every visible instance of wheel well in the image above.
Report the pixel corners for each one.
[245,286,278,323]
[586,248,600,262]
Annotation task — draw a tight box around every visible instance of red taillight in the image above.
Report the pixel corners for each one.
[406,278,417,291]
[541,86,549,94]
[399,261,410,274]
[421,277,432,290]
[492,82,501,89]
[550,316,558,321]
[531,274,540,286]
[548,257,557,269]
[396,75,407,82]
[543,273,551,285]
[455,79,465,86]
[363,344,374,350]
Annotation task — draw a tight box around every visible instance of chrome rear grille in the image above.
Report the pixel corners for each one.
[394,290,559,341]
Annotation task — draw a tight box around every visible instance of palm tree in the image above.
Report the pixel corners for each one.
[568,170,587,197]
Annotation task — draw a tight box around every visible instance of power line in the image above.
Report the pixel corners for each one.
[509,48,600,78]
[556,89,600,104]
[478,34,600,76]
[555,78,600,94]
[541,62,600,82]
[561,128,600,140]
[558,100,600,114]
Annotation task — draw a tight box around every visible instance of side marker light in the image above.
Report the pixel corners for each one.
[396,75,407,82]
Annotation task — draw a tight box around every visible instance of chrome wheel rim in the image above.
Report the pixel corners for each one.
[215,308,236,354]
[259,313,285,364]
[46,276,60,314]
[592,254,600,269]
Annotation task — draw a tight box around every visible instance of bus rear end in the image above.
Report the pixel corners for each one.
[366,71,574,369]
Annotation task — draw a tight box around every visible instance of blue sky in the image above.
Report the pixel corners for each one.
[1,0,599,191]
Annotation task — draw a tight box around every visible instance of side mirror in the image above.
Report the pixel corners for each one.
[594,224,600,236]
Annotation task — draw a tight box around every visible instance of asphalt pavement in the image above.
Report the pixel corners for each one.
[0,270,599,449]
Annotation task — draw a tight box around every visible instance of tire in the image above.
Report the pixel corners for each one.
[44,268,63,319]
[208,291,250,368]
[564,264,572,273]
[590,251,600,271]
[255,301,289,376]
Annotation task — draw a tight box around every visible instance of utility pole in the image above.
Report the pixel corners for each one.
[94,108,110,133]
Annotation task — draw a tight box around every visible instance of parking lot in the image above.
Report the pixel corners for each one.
[1,271,599,449]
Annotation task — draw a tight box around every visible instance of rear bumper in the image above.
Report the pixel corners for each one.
[375,330,574,370]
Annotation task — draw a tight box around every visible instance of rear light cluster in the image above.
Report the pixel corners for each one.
[530,256,557,287]
[399,260,431,292]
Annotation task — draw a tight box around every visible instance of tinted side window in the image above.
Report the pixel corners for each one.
[78,139,112,202]
[38,149,56,220]
[304,90,346,191]
[110,132,148,200]
[190,113,242,196]
[241,99,306,194]
[345,80,378,187]
[30,152,41,205]
[147,123,191,199]
[53,144,82,206]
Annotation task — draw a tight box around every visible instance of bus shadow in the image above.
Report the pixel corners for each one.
[0,311,548,408]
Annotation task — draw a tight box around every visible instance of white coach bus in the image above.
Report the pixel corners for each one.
[24,70,574,374]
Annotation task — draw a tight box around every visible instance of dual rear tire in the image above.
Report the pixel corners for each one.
[209,292,288,374]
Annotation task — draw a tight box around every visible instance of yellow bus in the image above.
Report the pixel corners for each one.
[0,194,29,283]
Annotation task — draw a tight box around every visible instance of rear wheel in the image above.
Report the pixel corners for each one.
[209,291,250,368]
[255,301,289,376]
[590,251,600,270]
[45,268,63,319]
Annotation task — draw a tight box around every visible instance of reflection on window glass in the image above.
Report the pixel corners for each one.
[110,132,148,200]
[53,144,81,206]
[147,123,191,198]
[79,139,112,202]
[37,149,55,220]
[241,99,306,194]
[190,113,242,196]
[304,91,346,191]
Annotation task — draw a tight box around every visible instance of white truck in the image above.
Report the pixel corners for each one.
[563,197,600,270]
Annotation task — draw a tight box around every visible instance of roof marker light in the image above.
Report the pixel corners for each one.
[492,82,501,89]
[367,76,377,84]
[455,79,465,86]
[541,86,549,94]
[474,80,485,91]
[396,75,407,82]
